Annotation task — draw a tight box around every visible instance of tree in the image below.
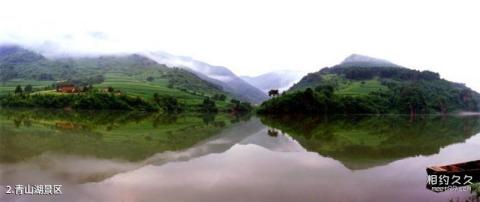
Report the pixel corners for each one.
[147,77,155,82]
[315,85,334,99]
[24,84,33,93]
[14,85,23,94]
[213,94,227,101]
[397,85,428,116]
[268,89,279,97]
[153,93,182,113]
[200,97,218,113]
[229,99,252,113]
[153,93,160,102]
[230,99,240,105]
[107,86,114,93]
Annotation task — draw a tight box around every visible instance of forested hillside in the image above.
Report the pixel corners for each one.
[259,55,480,115]
[0,45,251,112]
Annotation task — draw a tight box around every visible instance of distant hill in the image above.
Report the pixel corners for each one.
[0,45,234,108]
[338,54,403,68]
[144,52,268,104]
[241,70,304,93]
[259,54,480,115]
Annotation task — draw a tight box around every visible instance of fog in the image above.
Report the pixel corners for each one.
[1,0,479,91]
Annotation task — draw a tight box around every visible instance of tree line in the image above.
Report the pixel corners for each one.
[320,66,441,81]
[258,83,479,116]
[2,87,253,114]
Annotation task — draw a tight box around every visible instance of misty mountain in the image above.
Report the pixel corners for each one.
[282,54,480,113]
[0,45,230,101]
[144,52,268,104]
[0,45,268,104]
[241,70,304,93]
[338,54,403,68]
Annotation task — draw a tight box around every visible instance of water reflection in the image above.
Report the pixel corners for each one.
[0,109,244,163]
[1,111,480,202]
[261,115,480,170]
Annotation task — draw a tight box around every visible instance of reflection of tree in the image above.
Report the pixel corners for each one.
[472,183,480,198]
[448,184,479,202]
[261,115,480,170]
[267,129,279,137]
[0,109,241,163]
[13,118,22,128]
[202,113,216,125]
[152,114,177,128]
[0,109,153,129]
[230,113,253,124]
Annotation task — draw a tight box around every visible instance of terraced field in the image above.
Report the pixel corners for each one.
[336,79,387,96]
[289,73,388,97]
[0,79,55,95]
[0,73,231,110]
[95,73,230,108]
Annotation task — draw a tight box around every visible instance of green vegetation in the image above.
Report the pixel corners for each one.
[0,92,158,111]
[261,115,480,169]
[258,85,383,115]
[472,183,480,198]
[0,109,244,163]
[229,99,253,113]
[0,79,56,96]
[153,93,183,113]
[260,66,480,115]
[199,97,218,113]
[0,45,243,111]
[0,89,252,114]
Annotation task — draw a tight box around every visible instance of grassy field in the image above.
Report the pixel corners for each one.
[317,74,387,96]
[0,79,55,95]
[95,72,230,108]
[289,74,388,97]
[0,73,232,109]
[336,79,387,96]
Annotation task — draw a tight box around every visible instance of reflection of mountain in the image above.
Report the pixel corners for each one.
[261,115,480,170]
[0,109,248,163]
[144,117,266,165]
[0,114,268,185]
[3,111,480,201]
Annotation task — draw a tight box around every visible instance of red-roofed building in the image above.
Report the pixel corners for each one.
[56,84,76,93]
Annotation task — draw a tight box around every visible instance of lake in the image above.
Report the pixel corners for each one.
[1,109,480,202]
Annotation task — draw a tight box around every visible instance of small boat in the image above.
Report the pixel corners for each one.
[427,160,480,176]
[426,160,480,192]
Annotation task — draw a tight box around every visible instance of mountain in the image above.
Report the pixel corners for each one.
[338,54,403,68]
[259,54,480,115]
[144,52,268,104]
[241,70,304,93]
[0,45,235,109]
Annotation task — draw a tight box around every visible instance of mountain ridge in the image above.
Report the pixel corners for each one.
[144,51,268,104]
[0,45,236,108]
[338,54,403,68]
[259,54,480,114]
[241,70,304,93]
[0,44,268,103]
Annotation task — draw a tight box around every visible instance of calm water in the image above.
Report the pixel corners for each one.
[1,110,480,202]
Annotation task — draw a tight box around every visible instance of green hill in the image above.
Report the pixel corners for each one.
[259,55,480,115]
[0,45,238,110]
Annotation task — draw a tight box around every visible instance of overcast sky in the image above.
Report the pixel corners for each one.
[1,0,479,91]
